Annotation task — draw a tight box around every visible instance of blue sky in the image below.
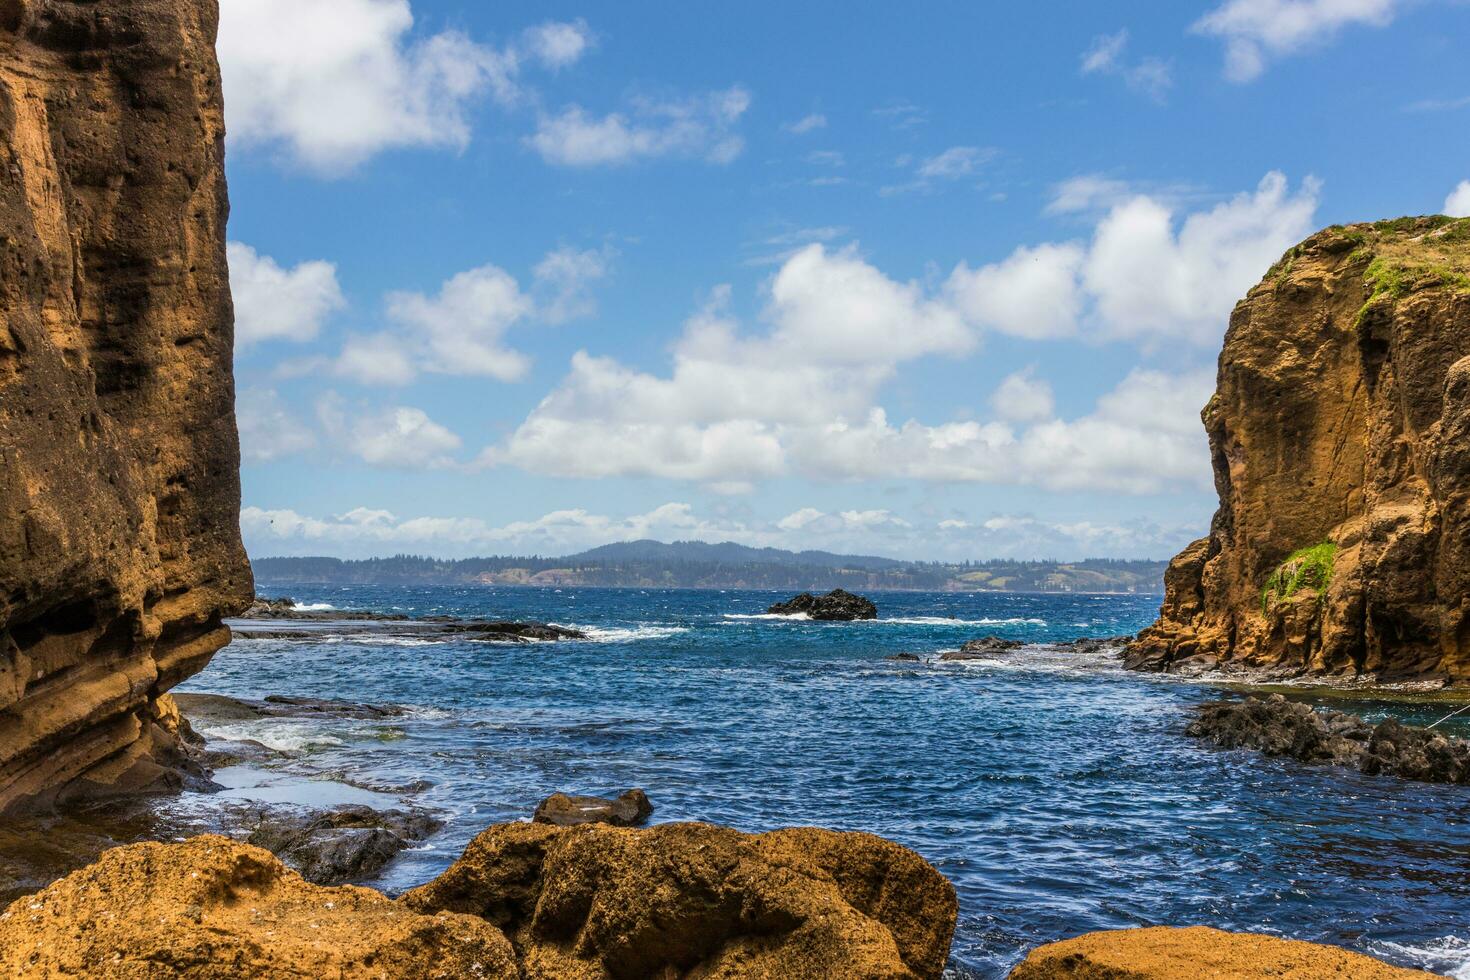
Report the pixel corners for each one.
[225,0,1470,561]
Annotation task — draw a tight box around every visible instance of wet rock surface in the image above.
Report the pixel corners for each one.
[242,804,442,885]
[533,789,653,827]
[402,820,958,980]
[767,588,879,621]
[1189,694,1470,784]
[1008,925,1435,979]
[231,599,588,643]
[942,636,1025,661]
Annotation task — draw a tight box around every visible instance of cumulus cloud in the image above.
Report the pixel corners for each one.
[479,237,1216,494]
[236,388,316,462]
[317,393,463,468]
[1446,181,1470,218]
[1192,0,1402,82]
[217,1,593,173]
[990,370,1056,423]
[228,242,345,348]
[1079,30,1173,102]
[954,171,1319,347]
[529,87,751,166]
[332,248,607,385]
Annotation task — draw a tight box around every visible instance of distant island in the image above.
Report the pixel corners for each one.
[251,540,1167,593]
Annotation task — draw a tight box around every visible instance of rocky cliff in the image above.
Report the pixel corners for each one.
[0,0,250,812]
[1128,217,1470,682]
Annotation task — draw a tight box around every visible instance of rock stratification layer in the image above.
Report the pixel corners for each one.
[0,0,251,812]
[1128,218,1470,682]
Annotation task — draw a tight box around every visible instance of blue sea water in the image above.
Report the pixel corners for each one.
[176,585,1470,978]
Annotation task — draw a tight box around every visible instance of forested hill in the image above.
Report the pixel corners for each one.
[250,541,1166,594]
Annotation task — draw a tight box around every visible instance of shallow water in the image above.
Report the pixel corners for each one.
[174,585,1470,978]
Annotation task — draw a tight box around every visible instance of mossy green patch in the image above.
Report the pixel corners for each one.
[1261,542,1337,616]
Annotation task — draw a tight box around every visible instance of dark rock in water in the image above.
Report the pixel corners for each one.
[174,692,406,724]
[1057,635,1134,654]
[887,653,922,663]
[940,636,1024,661]
[767,588,878,621]
[439,621,589,642]
[244,805,442,885]
[533,789,654,827]
[241,596,409,621]
[1188,695,1470,784]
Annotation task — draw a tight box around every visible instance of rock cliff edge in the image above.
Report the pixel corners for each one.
[0,0,251,812]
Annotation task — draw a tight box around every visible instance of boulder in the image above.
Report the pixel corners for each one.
[767,589,879,621]
[1058,636,1134,654]
[0,836,519,979]
[887,653,923,663]
[1008,925,1436,979]
[244,805,443,885]
[941,637,1025,661]
[533,789,653,827]
[402,820,958,979]
[1188,695,1470,784]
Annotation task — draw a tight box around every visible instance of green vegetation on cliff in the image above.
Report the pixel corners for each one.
[1261,542,1337,616]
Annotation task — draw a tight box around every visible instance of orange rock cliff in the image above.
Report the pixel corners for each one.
[0,0,251,813]
[1128,217,1470,683]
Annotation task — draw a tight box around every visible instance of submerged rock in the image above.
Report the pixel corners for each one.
[1009,925,1434,978]
[244,805,443,885]
[0,837,518,979]
[1057,635,1133,654]
[767,589,879,621]
[241,596,408,621]
[533,789,654,827]
[887,652,923,663]
[1188,695,1470,784]
[402,820,957,980]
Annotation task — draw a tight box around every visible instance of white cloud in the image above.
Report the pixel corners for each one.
[1082,171,1319,345]
[806,150,846,167]
[522,19,593,69]
[1080,30,1173,102]
[1192,0,1402,82]
[946,242,1086,340]
[529,87,751,166]
[783,113,828,134]
[1446,181,1470,218]
[239,500,1202,561]
[333,249,607,386]
[990,370,1056,423]
[228,242,344,348]
[217,0,592,172]
[917,146,993,180]
[237,388,316,462]
[1045,175,1135,215]
[317,394,463,468]
[872,100,928,129]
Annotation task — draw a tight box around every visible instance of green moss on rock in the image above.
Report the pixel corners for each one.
[1261,542,1337,617]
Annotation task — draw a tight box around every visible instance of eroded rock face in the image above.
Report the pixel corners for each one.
[0,0,252,812]
[1007,925,1435,979]
[402,820,958,980]
[1128,218,1470,683]
[0,836,519,979]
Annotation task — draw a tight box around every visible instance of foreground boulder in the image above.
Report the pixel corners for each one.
[1189,695,1470,784]
[1128,218,1470,683]
[0,836,519,979]
[768,589,879,621]
[533,789,653,827]
[0,0,253,813]
[1008,925,1435,978]
[403,821,958,979]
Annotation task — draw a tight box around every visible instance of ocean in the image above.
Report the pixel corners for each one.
[172,585,1470,978]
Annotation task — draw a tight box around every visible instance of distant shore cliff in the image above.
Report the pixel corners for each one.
[1129,217,1470,683]
[0,0,251,812]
